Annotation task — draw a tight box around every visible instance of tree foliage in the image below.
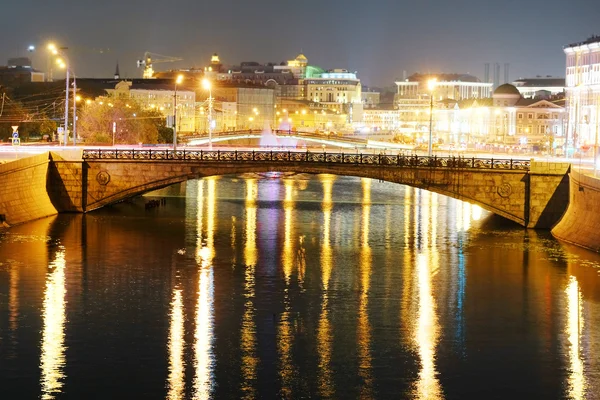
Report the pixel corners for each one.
[77,97,168,144]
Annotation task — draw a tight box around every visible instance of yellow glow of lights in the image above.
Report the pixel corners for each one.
[85,99,92,105]
[40,249,67,398]
[302,110,306,115]
[166,288,185,399]
[47,43,56,51]
[566,276,586,399]
[249,117,254,122]
[202,78,211,90]
[175,74,184,85]
[75,95,82,102]
[428,78,437,91]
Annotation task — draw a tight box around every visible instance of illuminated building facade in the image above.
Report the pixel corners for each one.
[395,73,492,103]
[107,81,196,132]
[434,84,565,149]
[511,77,565,99]
[305,70,362,117]
[564,35,600,151]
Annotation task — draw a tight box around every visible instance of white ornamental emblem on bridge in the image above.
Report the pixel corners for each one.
[497,183,512,198]
[96,171,111,186]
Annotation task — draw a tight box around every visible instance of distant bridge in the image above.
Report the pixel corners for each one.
[181,129,411,150]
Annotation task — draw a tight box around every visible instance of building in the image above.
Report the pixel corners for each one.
[0,58,45,87]
[362,90,381,108]
[564,35,600,152]
[107,81,196,133]
[395,73,493,103]
[511,77,565,99]
[205,85,276,131]
[434,84,566,150]
[305,70,362,116]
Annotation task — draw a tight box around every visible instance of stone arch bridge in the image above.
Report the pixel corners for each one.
[41,148,572,229]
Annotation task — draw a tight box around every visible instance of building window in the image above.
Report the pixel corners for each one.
[518,113,523,119]
[528,113,533,119]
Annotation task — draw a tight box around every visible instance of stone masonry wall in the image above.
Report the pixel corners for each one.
[47,152,85,212]
[552,170,600,252]
[0,153,57,226]
[527,161,571,228]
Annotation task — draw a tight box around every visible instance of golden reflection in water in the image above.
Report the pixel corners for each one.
[9,263,19,334]
[193,178,216,400]
[278,178,295,397]
[401,187,416,336]
[241,178,258,399]
[167,288,185,400]
[317,175,335,398]
[413,191,443,400]
[40,248,67,400]
[357,178,373,398]
[231,216,237,264]
[566,276,586,399]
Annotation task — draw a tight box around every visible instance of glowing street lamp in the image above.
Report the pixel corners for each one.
[50,45,77,146]
[427,78,437,157]
[202,78,213,149]
[173,74,184,150]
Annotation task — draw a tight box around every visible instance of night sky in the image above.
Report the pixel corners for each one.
[2,0,599,87]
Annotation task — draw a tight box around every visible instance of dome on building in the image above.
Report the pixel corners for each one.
[295,53,308,62]
[494,84,521,96]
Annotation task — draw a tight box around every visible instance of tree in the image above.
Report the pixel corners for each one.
[77,97,165,144]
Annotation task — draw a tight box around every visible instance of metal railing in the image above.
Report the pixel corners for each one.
[82,149,531,170]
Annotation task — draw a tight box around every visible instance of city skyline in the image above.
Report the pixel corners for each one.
[2,0,598,86]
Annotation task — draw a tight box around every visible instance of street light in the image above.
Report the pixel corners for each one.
[50,45,76,146]
[202,78,213,149]
[173,74,184,150]
[427,78,437,157]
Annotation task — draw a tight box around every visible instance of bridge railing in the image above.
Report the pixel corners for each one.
[82,149,530,170]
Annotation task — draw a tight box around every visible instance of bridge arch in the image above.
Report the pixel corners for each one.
[46,149,550,228]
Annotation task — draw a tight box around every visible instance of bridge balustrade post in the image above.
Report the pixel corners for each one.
[491,158,494,169]
[132,149,135,159]
[252,150,255,161]
[235,150,238,161]
[218,150,220,161]
[200,150,203,160]
[306,149,309,162]
[288,150,290,161]
[149,149,152,159]
[510,159,513,169]
[433,155,437,167]
[270,149,273,161]
[471,157,475,168]
[115,149,118,159]
[378,153,381,165]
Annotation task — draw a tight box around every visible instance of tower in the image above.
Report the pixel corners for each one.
[114,62,120,80]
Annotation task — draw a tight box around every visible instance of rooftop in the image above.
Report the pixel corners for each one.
[565,35,600,49]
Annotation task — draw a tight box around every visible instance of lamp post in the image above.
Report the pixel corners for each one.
[202,78,213,149]
[173,74,184,150]
[49,44,76,146]
[427,78,437,157]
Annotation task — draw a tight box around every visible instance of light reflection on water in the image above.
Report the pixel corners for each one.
[317,174,335,398]
[1,174,600,399]
[40,248,67,400]
[566,276,586,399]
[240,178,258,399]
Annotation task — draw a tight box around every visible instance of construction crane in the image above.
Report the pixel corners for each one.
[136,52,183,79]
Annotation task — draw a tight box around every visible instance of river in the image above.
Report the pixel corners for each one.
[1,173,599,399]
